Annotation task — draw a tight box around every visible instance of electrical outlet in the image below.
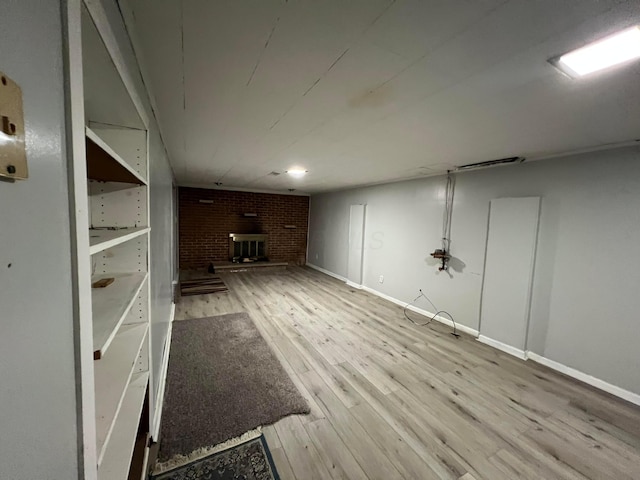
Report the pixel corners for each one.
[379,275,384,283]
[315,253,318,260]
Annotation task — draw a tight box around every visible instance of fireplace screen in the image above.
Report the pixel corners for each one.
[229,233,267,262]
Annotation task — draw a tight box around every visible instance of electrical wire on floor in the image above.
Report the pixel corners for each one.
[403,289,460,337]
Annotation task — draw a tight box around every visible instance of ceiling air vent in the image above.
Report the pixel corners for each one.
[455,156,525,171]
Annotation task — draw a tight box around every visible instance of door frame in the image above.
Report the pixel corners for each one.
[346,204,366,288]
[478,197,541,358]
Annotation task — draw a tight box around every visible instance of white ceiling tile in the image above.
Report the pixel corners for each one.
[123,0,640,193]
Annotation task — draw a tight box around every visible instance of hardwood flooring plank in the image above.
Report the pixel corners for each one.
[567,394,640,439]
[506,430,592,480]
[268,314,366,409]
[488,449,543,480]
[299,370,403,480]
[388,386,509,480]
[522,414,640,480]
[263,424,282,450]
[335,362,466,480]
[459,474,479,480]
[304,419,369,480]
[269,447,296,480]
[551,408,640,466]
[349,401,443,479]
[559,402,640,451]
[425,371,532,434]
[273,415,333,480]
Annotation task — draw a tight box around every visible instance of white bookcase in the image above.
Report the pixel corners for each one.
[78,4,152,479]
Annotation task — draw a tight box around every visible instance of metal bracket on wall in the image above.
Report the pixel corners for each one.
[0,71,27,180]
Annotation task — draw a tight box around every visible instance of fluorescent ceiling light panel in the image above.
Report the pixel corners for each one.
[555,26,640,78]
[286,168,307,178]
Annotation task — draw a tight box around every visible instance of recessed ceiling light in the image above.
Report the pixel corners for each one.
[552,26,640,78]
[286,168,307,178]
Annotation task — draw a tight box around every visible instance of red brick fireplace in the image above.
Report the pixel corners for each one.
[179,187,309,269]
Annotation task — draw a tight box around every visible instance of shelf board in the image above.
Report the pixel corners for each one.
[95,323,149,465]
[86,126,147,185]
[98,372,149,480]
[89,227,149,255]
[92,272,148,359]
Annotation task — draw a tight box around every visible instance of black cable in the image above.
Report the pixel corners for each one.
[403,289,459,337]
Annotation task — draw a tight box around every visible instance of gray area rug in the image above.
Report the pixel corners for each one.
[152,435,280,480]
[158,312,309,463]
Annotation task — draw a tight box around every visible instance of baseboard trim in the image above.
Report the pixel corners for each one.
[346,280,363,289]
[360,285,479,337]
[306,263,348,283]
[477,335,527,360]
[151,302,175,441]
[526,352,640,406]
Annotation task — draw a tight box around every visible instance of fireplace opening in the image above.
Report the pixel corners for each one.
[229,233,268,263]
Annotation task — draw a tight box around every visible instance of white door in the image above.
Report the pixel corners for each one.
[479,197,540,357]
[347,204,366,287]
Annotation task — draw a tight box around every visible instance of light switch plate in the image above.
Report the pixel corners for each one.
[0,71,27,180]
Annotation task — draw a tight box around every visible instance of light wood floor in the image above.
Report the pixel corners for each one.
[175,267,640,480]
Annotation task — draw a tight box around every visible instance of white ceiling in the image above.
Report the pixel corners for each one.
[123,0,640,194]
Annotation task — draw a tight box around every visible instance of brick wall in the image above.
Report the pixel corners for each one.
[179,187,309,268]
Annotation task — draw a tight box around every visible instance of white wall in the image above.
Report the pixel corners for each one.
[308,146,640,396]
[0,1,79,478]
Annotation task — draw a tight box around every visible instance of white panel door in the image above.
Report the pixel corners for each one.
[480,197,540,356]
[347,204,366,287]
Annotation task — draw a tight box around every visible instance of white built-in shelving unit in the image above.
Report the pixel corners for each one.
[77,4,152,479]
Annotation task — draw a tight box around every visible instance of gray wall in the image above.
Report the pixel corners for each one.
[148,127,175,400]
[308,146,640,395]
[0,1,79,478]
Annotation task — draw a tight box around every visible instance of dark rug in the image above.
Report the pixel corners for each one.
[180,277,229,296]
[152,435,279,480]
[158,312,309,464]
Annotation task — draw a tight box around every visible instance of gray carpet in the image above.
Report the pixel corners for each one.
[158,312,309,462]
